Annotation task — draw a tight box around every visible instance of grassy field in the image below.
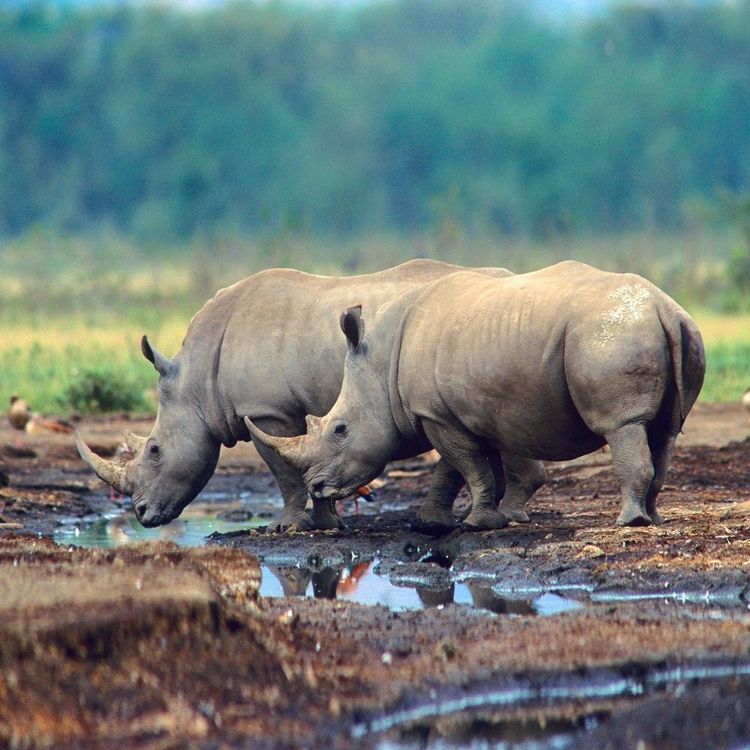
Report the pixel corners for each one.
[691,312,750,403]
[0,231,748,414]
[0,317,189,415]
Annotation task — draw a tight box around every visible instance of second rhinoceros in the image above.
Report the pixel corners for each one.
[75,259,513,531]
[246,261,706,530]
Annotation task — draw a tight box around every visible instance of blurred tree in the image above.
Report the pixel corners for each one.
[0,0,749,242]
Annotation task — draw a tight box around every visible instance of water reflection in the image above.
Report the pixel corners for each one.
[54,505,264,548]
[259,560,583,615]
[54,508,583,616]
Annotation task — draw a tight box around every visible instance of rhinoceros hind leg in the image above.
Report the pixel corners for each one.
[414,458,463,533]
[607,423,654,527]
[642,428,678,526]
[422,421,508,532]
[497,454,546,523]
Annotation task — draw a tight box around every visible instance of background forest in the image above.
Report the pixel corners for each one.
[2,0,750,411]
[2,0,749,242]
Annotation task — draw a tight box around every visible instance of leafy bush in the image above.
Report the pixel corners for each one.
[58,369,150,414]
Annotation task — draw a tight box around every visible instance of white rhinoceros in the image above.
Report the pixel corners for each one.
[76,259,514,531]
[246,261,706,530]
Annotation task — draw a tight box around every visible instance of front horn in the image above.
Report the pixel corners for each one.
[243,417,310,472]
[75,430,134,496]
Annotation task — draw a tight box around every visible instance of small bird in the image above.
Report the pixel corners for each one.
[8,396,30,446]
[335,484,375,517]
[25,414,74,435]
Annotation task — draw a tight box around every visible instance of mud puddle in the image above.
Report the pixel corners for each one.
[53,491,750,624]
[53,502,584,615]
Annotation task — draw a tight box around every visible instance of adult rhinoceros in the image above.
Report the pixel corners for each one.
[246,262,705,530]
[76,260,514,531]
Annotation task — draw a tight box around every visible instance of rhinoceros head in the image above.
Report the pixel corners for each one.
[245,306,400,500]
[76,336,221,527]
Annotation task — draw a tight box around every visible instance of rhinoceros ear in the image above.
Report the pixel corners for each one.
[340,306,364,353]
[141,335,174,377]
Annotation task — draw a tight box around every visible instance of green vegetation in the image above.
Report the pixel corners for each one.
[701,342,750,404]
[0,338,161,416]
[59,367,151,413]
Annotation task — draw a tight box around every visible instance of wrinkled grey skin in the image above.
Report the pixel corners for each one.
[246,262,706,531]
[76,260,513,531]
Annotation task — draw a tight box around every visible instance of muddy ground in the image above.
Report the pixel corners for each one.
[1,402,750,748]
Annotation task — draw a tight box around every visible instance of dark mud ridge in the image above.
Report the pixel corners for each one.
[0,405,750,748]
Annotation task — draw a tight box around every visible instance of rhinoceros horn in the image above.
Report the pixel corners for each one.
[124,430,147,455]
[243,416,316,472]
[75,430,134,496]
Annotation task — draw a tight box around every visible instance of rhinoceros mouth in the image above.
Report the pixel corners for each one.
[133,498,179,528]
[309,480,347,501]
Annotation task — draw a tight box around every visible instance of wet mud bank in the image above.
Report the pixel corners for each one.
[1,404,750,748]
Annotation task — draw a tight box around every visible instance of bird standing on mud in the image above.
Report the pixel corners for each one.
[8,396,30,446]
[8,396,74,445]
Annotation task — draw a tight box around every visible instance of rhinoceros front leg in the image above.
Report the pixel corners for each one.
[414,458,465,534]
[310,498,344,530]
[497,454,547,523]
[252,440,342,532]
[606,423,655,527]
[422,420,508,531]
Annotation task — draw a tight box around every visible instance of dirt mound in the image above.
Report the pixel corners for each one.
[0,537,346,749]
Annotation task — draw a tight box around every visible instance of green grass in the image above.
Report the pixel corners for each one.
[701,342,750,403]
[693,313,750,403]
[0,320,188,415]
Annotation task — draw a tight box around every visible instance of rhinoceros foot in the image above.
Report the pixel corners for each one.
[272,509,316,533]
[310,500,344,531]
[615,508,652,527]
[497,506,530,524]
[648,510,665,526]
[461,507,508,531]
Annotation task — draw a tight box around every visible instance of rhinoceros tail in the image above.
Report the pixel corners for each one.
[659,303,706,428]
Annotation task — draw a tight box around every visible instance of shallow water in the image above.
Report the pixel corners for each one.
[54,503,264,548]
[53,500,583,616]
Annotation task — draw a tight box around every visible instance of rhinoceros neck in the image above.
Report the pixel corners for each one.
[179,323,241,448]
[385,292,422,441]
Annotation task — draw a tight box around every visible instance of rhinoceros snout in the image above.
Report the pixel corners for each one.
[133,499,160,528]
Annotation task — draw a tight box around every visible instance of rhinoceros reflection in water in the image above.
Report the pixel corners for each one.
[246,261,706,531]
[76,260,515,532]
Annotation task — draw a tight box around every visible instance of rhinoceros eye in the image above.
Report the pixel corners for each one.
[149,444,160,456]
[333,423,347,436]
